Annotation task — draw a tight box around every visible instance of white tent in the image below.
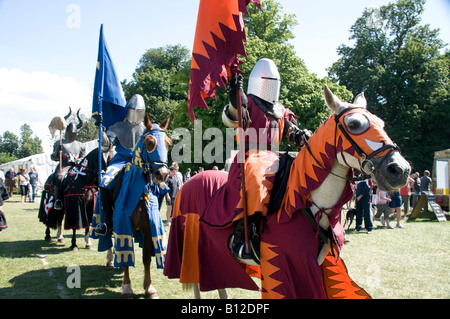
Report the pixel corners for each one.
[0,153,57,192]
[0,139,98,193]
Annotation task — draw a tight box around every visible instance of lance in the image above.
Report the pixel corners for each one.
[232,63,250,255]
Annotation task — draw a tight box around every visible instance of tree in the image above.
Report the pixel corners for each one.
[328,0,449,172]
[17,124,43,158]
[0,125,44,164]
[0,131,20,158]
[243,0,353,130]
[171,0,353,171]
[122,44,191,124]
[75,116,100,143]
[0,131,19,164]
[123,1,353,171]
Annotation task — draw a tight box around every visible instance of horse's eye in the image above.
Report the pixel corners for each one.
[347,121,360,130]
[145,135,157,153]
[344,113,370,134]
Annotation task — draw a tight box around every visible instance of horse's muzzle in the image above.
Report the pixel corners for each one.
[372,152,411,191]
[152,167,169,184]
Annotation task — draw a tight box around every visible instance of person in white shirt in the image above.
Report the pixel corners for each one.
[374,188,392,229]
[18,169,30,204]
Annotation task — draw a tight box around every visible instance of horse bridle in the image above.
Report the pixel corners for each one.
[302,107,399,181]
[334,107,400,175]
[131,128,168,175]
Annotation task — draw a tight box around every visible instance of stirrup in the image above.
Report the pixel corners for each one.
[228,234,260,266]
[54,199,63,210]
[95,223,109,236]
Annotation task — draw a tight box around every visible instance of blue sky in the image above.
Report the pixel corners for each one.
[0,0,449,153]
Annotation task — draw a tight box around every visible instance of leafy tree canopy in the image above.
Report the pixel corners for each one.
[121,0,355,171]
[0,124,43,164]
[329,0,449,173]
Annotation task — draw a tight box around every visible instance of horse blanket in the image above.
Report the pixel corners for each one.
[164,151,277,291]
[110,131,168,269]
[38,149,105,230]
[38,176,62,229]
[165,147,370,298]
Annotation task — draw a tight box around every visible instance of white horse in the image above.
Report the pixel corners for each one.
[166,85,411,298]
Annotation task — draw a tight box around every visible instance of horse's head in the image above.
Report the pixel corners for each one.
[323,85,411,191]
[142,115,172,184]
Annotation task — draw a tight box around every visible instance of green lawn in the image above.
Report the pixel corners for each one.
[0,194,448,299]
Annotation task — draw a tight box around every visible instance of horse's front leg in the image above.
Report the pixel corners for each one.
[85,228,93,250]
[106,248,114,267]
[70,229,78,251]
[218,289,228,299]
[45,227,51,242]
[56,223,64,243]
[121,266,134,298]
[143,232,158,299]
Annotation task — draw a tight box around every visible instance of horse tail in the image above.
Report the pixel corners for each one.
[182,283,192,292]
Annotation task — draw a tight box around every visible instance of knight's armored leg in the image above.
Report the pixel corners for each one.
[95,187,113,235]
[228,214,261,266]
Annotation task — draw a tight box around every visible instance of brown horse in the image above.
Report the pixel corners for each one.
[165,86,411,299]
[111,115,171,299]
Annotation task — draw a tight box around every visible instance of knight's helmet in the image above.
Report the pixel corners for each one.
[247,58,281,105]
[126,94,146,125]
[64,107,84,143]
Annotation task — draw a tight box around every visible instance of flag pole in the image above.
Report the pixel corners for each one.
[96,25,104,221]
[97,96,103,187]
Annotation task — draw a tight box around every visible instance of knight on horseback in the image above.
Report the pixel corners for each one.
[95,94,147,235]
[51,108,86,210]
[222,58,312,265]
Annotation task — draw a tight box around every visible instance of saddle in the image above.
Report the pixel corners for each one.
[237,151,334,265]
[231,152,294,266]
[267,152,295,215]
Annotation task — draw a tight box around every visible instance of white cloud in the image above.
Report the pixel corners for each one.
[0,68,92,154]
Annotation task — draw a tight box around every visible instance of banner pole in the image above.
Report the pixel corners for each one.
[233,66,250,254]
[97,96,103,220]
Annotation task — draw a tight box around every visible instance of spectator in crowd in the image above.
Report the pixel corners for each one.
[411,172,421,209]
[170,162,183,189]
[420,170,432,193]
[355,178,373,233]
[389,190,404,228]
[183,168,191,183]
[165,167,179,227]
[5,168,16,198]
[18,169,30,204]
[28,167,39,203]
[400,174,414,218]
[374,188,392,229]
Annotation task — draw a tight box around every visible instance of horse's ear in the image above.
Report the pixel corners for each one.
[353,92,367,108]
[144,114,152,131]
[160,117,170,130]
[324,85,346,114]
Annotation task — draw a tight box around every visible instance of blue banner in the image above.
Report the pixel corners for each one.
[92,24,126,129]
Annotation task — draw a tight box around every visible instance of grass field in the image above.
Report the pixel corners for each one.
[0,194,448,299]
